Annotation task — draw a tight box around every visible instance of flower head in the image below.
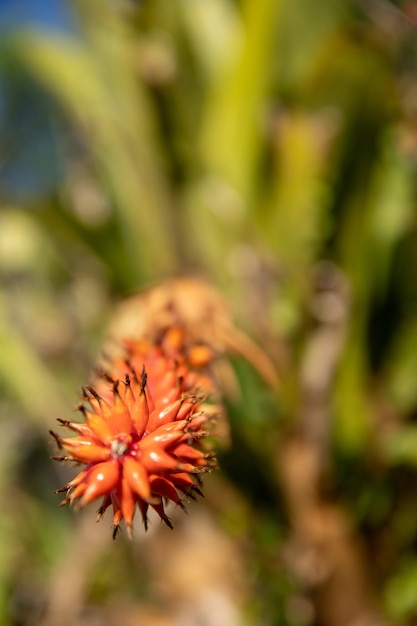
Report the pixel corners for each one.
[51,328,217,538]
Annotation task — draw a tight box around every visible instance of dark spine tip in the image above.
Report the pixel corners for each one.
[178,501,188,513]
[85,385,101,400]
[163,517,174,530]
[49,430,62,448]
[77,403,87,417]
[140,367,148,393]
[55,485,70,494]
[192,486,204,498]
[112,379,121,396]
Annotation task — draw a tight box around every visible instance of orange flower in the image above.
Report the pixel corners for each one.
[51,332,217,538]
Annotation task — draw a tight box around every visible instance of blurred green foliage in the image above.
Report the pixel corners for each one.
[2,0,417,624]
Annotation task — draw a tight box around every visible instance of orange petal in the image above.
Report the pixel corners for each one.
[176,399,199,421]
[155,385,182,410]
[140,447,182,473]
[140,427,185,450]
[150,419,189,433]
[145,386,155,413]
[186,413,208,431]
[110,385,133,435]
[80,459,120,506]
[147,398,182,432]
[117,475,136,528]
[157,370,181,401]
[122,374,136,407]
[57,418,93,438]
[129,387,149,437]
[59,436,111,464]
[84,386,113,419]
[66,468,89,488]
[173,443,206,465]
[150,476,181,505]
[68,481,88,504]
[170,472,202,496]
[123,455,151,501]
[85,410,113,444]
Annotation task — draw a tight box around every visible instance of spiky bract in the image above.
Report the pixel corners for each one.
[51,328,217,537]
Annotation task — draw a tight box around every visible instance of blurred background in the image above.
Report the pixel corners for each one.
[2,0,417,624]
